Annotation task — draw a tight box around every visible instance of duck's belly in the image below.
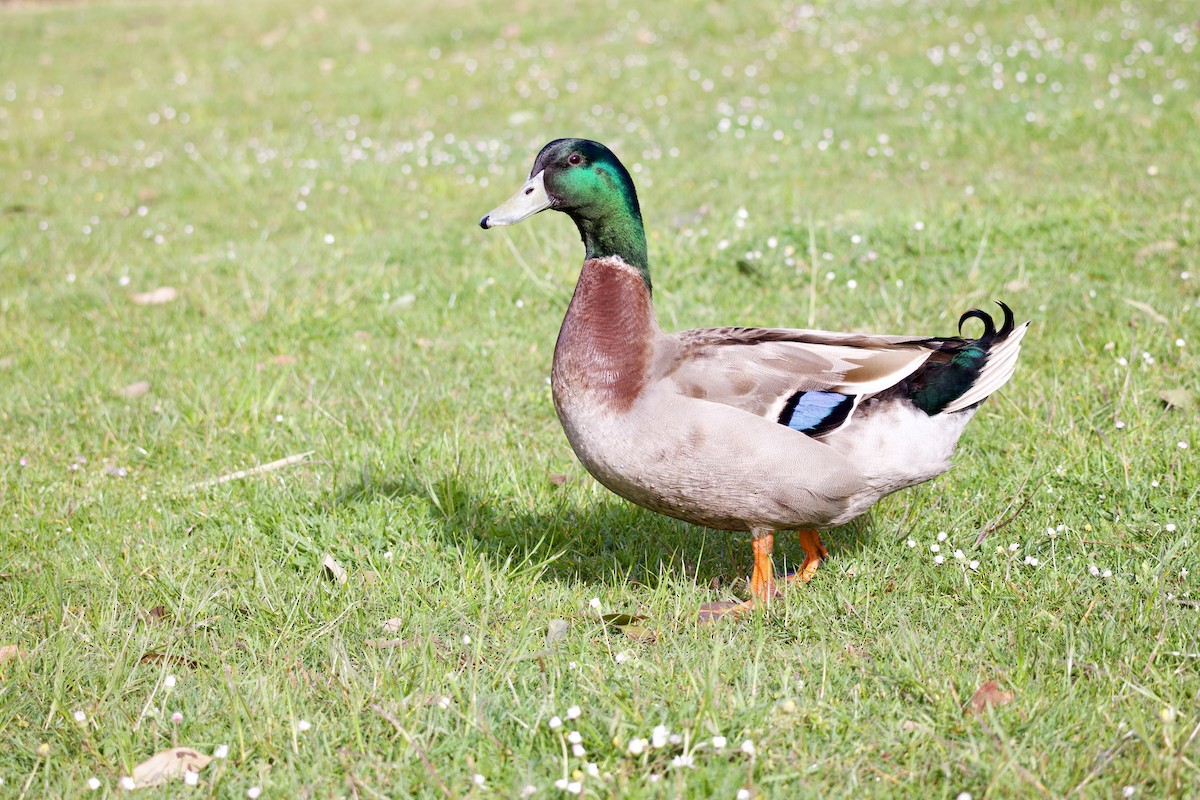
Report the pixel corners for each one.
[551,385,864,531]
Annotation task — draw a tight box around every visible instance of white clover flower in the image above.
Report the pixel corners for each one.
[628,738,647,755]
[588,597,601,610]
[74,710,87,723]
[736,790,751,800]
[937,532,948,542]
[297,719,312,732]
[585,762,600,777]
[164,674,177,689]
[933,555,945,565]
[184,770,200,787]
[906,538,916,548]
[930,544,940,553]
[566,705,581,720]
[519,786,537,798]
[87,777,101,791]
[213,745,229,759]
[566,780,582,794]
[567,731,582,744]
[740,739,756,756]
[671,754,695,768]
[1009,543,1021,552]
[651,725,670,748]
[247,788,263,800]
[953,549,965,561]
[549,716,563,730]
[120,776,137,791]
[1089,565,1100,576]
[572,743,586,758]
[711,735,727,749]
[968,560,980,571]
[1024,555,1039,567]
[473,774,486,787]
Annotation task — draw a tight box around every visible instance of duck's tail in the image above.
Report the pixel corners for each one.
[907,302,1029,415]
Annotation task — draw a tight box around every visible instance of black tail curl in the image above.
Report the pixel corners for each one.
[957,301,1016,341]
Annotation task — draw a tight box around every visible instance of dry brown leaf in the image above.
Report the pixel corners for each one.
[381,618,403,633]
[1159,388,1194,411]
[966,680,1015,716]
[0,644,25,664]
[322,554,347,585]
[119,380,151,398]
[131,287,179,306]
[129,747,212,789]
[142,605,169,624]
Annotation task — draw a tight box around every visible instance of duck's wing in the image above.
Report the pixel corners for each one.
[660,325,939,435]
[659,304,1027,438]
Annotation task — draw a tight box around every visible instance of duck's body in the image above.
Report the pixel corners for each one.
[481,139,1028,617]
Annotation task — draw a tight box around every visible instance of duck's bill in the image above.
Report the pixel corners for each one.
[479,171,550,229]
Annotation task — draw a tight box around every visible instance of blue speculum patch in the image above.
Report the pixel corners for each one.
[779,390,853,435]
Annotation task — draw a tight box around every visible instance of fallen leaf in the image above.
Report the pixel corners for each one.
[1159,388,1193,411]
[322,554,347,585]
[139,651,198,670]
[129,747,212,789]
[131,287,179,306]
[360,570,378,586]
[0,644,25,663]
[381,618,403,633]
[142,605,169,624]
[616,623,658,643]
[966,680,1015,716]
[546,619,569,645]
[119,381,151,398]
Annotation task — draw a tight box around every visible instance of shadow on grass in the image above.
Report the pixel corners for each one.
[333,461,873,599]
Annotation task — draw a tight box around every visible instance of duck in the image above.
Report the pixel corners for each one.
[480,138,1028,619]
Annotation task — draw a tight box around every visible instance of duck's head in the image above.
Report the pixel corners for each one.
[480,139,649,279]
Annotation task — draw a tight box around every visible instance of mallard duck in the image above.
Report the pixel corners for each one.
[480,138,1028,619]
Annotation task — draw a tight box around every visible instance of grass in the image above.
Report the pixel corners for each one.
[1,0,1198,796]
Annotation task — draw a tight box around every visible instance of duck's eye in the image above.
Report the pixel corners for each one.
[567,152,583,166]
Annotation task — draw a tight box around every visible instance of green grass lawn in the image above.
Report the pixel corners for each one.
[1,0,1198,796]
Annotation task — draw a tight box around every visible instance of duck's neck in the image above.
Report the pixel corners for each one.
[571,205,651,292]
[552,256,656,412]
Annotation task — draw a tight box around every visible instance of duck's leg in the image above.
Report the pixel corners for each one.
[698,528,777,621]
[785,529,828,584]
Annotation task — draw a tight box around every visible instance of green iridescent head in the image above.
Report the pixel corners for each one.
[480,139,650,286]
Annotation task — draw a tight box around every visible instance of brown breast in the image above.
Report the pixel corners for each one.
[551,257,657,413]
